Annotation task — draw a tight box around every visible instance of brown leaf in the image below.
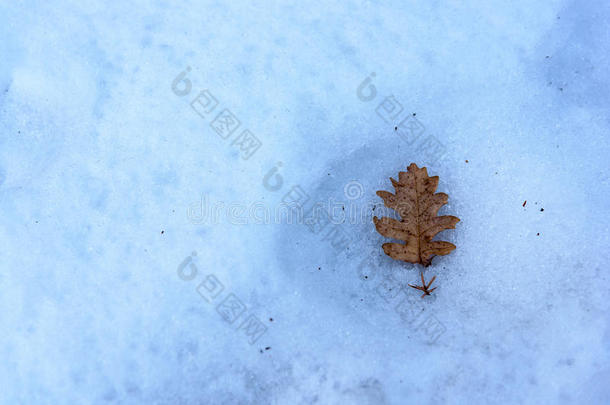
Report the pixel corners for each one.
[409,272,438,298]
[373,163,460,267]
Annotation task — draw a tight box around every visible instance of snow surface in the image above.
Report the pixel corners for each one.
[1,0,610,404]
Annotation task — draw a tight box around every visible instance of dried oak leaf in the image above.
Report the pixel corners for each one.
[373,163,460,267]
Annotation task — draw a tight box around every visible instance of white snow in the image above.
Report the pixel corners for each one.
[1,0,609,404]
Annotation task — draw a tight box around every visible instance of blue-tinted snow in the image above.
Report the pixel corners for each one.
[1,1,609,404]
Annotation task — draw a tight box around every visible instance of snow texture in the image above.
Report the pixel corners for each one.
[1,0,609,404]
